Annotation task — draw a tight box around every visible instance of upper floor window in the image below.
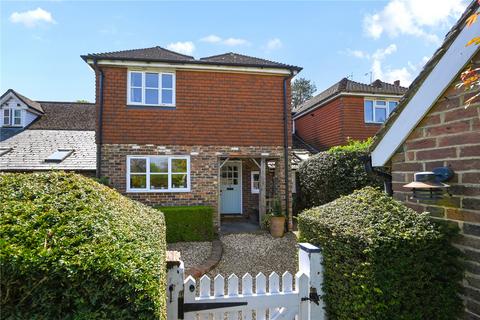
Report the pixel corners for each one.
[127,71,175,107]
[2,108,23,127]
[364,99,398,124]
[127,155,189,192]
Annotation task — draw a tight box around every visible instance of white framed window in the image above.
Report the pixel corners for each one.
[364,99,398,124]
[251,171,260,194]
[127,71,176,107]
[126,155,190,192]
[1,108,23,127]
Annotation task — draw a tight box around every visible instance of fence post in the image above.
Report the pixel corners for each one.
[298,243,326,320]
[166,251,184,320]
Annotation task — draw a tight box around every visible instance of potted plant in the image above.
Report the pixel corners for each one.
[269,199,286,238]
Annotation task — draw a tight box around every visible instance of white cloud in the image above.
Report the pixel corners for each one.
[200,34,222,43]
[199,35,250,46]
[363,0,467,43]
[166,41,195,56]
[10,8,56,28]
[348,49,369,59]
[266,38,282,50]
[223,37,249,46]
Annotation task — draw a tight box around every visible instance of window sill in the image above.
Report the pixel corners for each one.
[126,104,176,110]
[126,188,190,193]
[364,121,384,125]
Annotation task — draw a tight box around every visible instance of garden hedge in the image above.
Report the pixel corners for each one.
[0,171,167,319]
[297,139,382,209]
[298,187,463,320]
[157,206,215,243]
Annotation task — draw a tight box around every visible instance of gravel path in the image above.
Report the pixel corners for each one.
[168,241,212,269]
[209,231,298,278]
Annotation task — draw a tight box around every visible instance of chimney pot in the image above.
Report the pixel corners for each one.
[394,80,400,86]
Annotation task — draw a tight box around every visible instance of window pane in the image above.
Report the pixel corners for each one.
[131,88,142,103]
[388,101,398,114]
[145,73,159,88]
[162,89,173,104]
[131,72,142,87]
[376,100,386,106]
[171,174,187,189]
[364,100,373,122]
[130,175,146,189]
[3,109,10,125]
[145,89,159,104]
[151,174,168,190]
[172,159,187,172]
[150,158,168,173]
[130,158,146,173]
[253,173,259,181]
[375,107,387,123]
[162,74,173,89]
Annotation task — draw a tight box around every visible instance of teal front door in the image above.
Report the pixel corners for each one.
[220,161,242,214]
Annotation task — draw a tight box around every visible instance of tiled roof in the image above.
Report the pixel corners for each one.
[0,89,44,113]
[199,52,302,71]
[0,130,96,171]
[81,46,195,63]
[293,78,407,117]
[29,101,95,130]
[82,46,301,71]
[370,0,479,152]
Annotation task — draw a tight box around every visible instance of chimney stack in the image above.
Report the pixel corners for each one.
[394,80,400,86]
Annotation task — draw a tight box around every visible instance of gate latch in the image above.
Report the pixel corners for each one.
[301,287,320,305]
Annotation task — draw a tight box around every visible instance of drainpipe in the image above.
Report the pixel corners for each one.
[363,155,393,196]
[94,59,104,179]
[283,72,295,230]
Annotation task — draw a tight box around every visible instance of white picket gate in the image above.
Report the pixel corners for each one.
[166,243,325,320]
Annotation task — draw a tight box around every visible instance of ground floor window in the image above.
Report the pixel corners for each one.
[251,171,260,194]
[126,155,190,192]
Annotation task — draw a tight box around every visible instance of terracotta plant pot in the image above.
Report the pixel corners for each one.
[270,215,286,238]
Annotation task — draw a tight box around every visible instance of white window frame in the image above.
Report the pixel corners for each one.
[364,99,398,124]
[1,108,23,127]
[126,155,190,193]
[127,70,176,107]
[251,171,260,194]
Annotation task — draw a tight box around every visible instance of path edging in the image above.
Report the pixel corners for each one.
[185,239,223,278]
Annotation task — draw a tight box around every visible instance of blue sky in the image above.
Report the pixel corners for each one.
[0,0,469,102]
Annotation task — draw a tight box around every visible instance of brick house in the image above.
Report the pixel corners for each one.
[293,78,407,151]
[0,89,96,174]
[81,47,301,228]
[371,2,480,318]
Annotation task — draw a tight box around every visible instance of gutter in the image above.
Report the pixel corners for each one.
[283,71,296,230]
[93,59,104,178]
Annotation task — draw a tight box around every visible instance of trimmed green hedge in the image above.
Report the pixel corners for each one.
[297,139,382,209]
[158,206,215,243]
[0,172,166,319]
[299,187,463,320]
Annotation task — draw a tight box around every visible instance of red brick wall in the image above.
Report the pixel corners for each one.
[96,67,291,146]
[341,96,383,142]
[390,64,480,319]
[294,98,343,150]
[294,96,382,150]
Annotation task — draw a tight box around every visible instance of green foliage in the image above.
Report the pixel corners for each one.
[158,206,215,243]
[271,198,284,217]
[0,171,166,319]
[261,213,273,230]
[327,137,373,154]
[298,187,463,320]
[292,77,317,109]
[297,139,381,209]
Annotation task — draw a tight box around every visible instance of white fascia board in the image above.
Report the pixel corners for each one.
[371,19,480,167]
[293,92,404,120]
[87,59,292,75]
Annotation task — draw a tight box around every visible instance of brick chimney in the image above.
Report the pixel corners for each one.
[394,80,400,86]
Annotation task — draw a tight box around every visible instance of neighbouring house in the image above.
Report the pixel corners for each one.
[293,77,407,151]
[0,89,96,175]
[81,47,301,228]
[370,1,480,318]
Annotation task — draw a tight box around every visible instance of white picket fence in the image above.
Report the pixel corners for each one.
[167,243,325,320]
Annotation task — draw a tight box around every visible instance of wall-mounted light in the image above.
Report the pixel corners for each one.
[403,167,453,200]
